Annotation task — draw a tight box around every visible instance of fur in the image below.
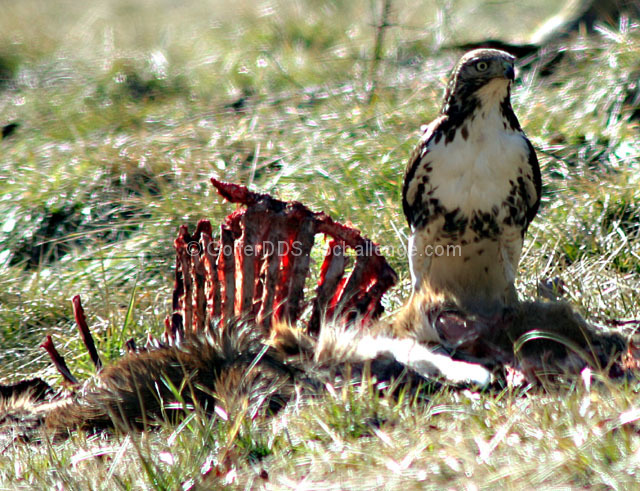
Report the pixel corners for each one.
[1,296,627,442]
[0,313,493,441]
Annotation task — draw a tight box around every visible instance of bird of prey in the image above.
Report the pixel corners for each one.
[402,49,541,316]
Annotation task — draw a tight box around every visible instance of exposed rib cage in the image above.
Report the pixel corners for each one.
[168,178,397,338]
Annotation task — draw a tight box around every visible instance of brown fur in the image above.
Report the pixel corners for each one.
[1,298,629,442]
[0,319,423,440]
[38,324,301,437]
[401,296,627,380]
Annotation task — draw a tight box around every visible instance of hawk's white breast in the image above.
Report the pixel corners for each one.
[426,82,529,217]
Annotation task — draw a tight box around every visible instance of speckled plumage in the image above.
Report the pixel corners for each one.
[402,49,541,316]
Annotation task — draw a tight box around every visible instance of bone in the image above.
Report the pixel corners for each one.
[257,216,286,329]
[191,243,207,333]
[284,213,316,324]
[207,178,398,330]
[192,220,214,332]
[172,225,189,313]
[72,295,102,371]
[309,240,347,334]
[211,177,268,206]
[218,224,236,325]
[234,202,270,317]
[200,231,221,323]
[175,229,193,333]
[335,256,370,319]
[40,335,78,385]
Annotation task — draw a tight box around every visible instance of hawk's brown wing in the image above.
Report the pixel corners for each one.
[523,138,542,234]
[401,115,446,230]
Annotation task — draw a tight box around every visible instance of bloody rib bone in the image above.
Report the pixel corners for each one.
[72,295,102,371]
[168,178,398,334]
[41,335,78,385]
[218,214,239,324]
[308,239,346,334]
[200,230,220,324]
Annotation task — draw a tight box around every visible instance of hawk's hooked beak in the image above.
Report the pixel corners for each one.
[503,61,515,81]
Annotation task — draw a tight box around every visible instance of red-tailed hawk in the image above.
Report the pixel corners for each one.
[402,49,541,316]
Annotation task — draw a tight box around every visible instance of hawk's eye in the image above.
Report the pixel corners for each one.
[476,61,489,72]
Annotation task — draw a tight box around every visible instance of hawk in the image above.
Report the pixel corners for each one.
[402,49,541,316]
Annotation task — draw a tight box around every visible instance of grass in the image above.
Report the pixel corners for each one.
[1,0,640,488]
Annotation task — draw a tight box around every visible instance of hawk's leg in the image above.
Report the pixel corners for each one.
[498,231,523,306]
[407,230,432,295]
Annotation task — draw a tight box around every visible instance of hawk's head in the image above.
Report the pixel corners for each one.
[441,49,516,121]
